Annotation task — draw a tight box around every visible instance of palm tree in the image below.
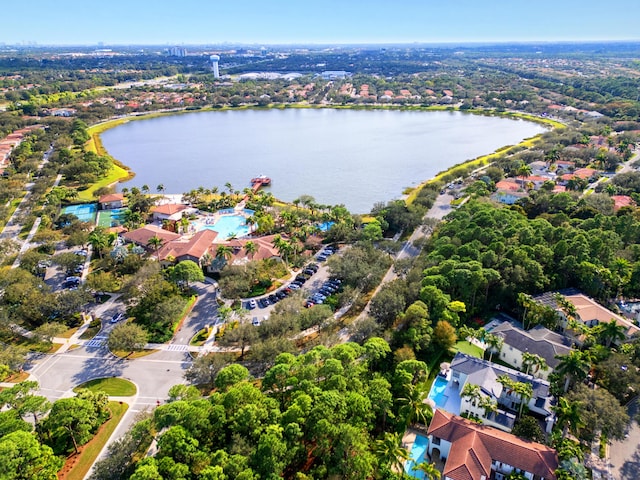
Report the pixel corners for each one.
[522,352,548,377]
[398,383,433,428]
[517,292,535,328]
[147,235,164,261]
[373,432,410,477]
[461,383,482,408]
[595,319,626,347]
[156,184,165,194]
[478,396,497,417]
[512,381,533,418]
[141,184,150,194]
[553,398,585,439]
[555,351,590,392]
[216,245,233,263]
[225,182,233,194]
[485,332,504,363]
[414,461,441,480]
[516,162,532,188]
[553,293,577,329]
[88,229,108,259]
[244,240,257,260]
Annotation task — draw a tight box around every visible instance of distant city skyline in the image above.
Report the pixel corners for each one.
[4,0,640,46]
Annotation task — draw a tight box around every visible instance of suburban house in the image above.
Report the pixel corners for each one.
[450,353,555,433]
[122,224,181,250]
[98,193,125,210]
[156,229,218,266]
[489,322,572,380]
[533,290,640,342]
[427,409,558,480]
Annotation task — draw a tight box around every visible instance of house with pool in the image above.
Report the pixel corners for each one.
[431,353,555,434]
[426,409,558,480]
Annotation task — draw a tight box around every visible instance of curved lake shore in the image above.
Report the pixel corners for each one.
[98,107,549,213]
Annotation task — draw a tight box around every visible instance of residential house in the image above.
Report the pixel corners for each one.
[612,195,635,212]
[450,353,554,432]
[533,290,640,342]
[427,409,558,480]
[98,193,125,210]
[489,322,572,380]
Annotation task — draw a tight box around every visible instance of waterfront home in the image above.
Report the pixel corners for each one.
[427,409,558,480]
[489,322,572,380]
[450,352,555,433]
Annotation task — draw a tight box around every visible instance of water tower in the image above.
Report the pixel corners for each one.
[210,55,220,78]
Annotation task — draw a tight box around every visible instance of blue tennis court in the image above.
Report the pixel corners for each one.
[60,203,97,223]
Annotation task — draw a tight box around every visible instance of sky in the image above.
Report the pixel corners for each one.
[4,0,640,45]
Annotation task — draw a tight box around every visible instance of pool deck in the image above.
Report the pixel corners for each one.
[430,374,462,416]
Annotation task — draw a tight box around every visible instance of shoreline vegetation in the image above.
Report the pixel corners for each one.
[85,104,563,209]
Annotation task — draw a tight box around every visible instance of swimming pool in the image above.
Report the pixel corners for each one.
[198,214,251,239]
[405,434,429,479]
[60,203,97,223]
[428,376,449,409]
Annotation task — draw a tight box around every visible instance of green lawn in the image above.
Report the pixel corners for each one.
[74,377,137,396]
[61,401,128,480]
[453,340,484,358]
[76,164,130,202]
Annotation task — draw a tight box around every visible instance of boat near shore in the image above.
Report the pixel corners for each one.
[251,175,271,186]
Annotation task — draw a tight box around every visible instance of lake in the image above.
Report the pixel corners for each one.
[101,108,547,213]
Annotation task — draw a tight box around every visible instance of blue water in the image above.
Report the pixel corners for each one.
[405,434,429,479]
[102,109,547,213]
[199,215,251,239]
[428,376,449,409]
[61,203,97,223]
[318,221,334,232]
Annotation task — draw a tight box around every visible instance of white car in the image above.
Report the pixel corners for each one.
[249,299,257,309]
[110,313,124,323]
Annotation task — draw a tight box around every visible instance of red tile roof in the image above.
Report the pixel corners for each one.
[495,179,520,192]
[122,225,181,247]
[612,195,635,211]
[157,229,218,262]
[428,410,558,480]
[573,167,597,179]
[98,193,125,203]
[151,203,188,216]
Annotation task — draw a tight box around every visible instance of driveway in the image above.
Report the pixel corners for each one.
[610,398,640,480]
[171,281,219,346]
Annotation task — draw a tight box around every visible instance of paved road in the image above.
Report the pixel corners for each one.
[356,192,453,321]
[610,398,640,480]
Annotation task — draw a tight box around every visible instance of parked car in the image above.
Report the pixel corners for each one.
[252,317,260,326]
[110,313,124,323]
[248,299,257,309]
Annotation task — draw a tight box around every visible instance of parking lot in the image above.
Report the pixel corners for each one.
[242,245,341,323]
[42,245,91,292]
